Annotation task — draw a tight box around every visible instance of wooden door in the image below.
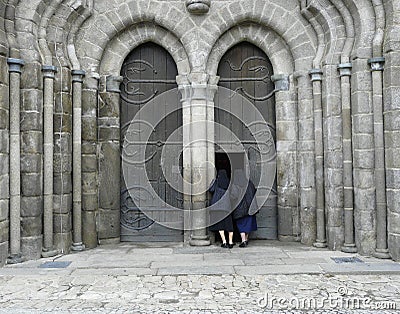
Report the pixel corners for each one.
[216,42,278,239]
[120,42,183,242]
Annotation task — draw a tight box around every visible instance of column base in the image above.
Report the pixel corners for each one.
[189,239,211,246]
[189,234,210,246]
[71,242,85,252]
[7,254,23,264]
[374,248,391,259]
[342,244,358,253]
[313,240,327,248]
[41,248,59,258]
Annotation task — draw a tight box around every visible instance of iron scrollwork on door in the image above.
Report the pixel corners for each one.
[120,188,154,231]
[120,59,176,105]
[120,43,181,236]
[219,56,275,101]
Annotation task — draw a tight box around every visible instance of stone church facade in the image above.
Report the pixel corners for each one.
[0,0,400,266]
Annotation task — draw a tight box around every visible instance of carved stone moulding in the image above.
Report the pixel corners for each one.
[186,0,211,14]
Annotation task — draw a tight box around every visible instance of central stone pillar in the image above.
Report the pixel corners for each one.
[187,73,216,246]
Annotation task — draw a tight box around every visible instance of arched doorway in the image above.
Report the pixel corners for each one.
[215,42,278,239]
[120,42,183,242]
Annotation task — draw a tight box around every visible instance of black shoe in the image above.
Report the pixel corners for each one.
[221,243,228,248]
[239,241,248,248]
[228,243,234,249]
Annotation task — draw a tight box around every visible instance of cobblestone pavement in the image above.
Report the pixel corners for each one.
[0,241,399,313]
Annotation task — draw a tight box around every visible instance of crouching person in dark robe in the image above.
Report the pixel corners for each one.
[231,169,258,247]
[208,169,235,248]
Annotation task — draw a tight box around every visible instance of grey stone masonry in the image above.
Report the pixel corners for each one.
[53,66,72,254]
[0,52,8,267]
[0,0,399,264]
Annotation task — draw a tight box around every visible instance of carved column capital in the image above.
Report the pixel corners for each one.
[42,65,58,79]
[271,74,290,91]
[309,68,323,81]
[337,63,352,77]
[368,57,385,71]
[7,58,25,73]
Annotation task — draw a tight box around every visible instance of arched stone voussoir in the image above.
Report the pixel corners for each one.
[99,23,190,77]
[81,0,188,61]
[206,23,296,77]
[204,0,316,59]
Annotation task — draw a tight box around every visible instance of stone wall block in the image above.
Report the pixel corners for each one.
[388,212,400,234]
[22,89,42,111]
[0,175,8,199]
[278,206,293,236]
[21,173,42,196]
[21,62,42,89]
[55,93,72,114]
[82,90,97,115]
[53,213,72,233]
[21,132,42,154]
[353,169,376,189]
[21,216,42,237]
[82,154,97,172]
[82,193,98,212]
[53,154,72,173]
[82,142,97,154]
[55,67,71,93]
[0,153,8,175]
[21,196,43,217]
[82,210,98,248]
[53,194,72,214]
[0,199,7,221]
[0,130,8,153]
[353,114,374,134]
[53,173,72,195]
[0,242,7,267]
[354,187,376,210]
[99,92,120,118]
[384,111,400,131]
[54,133,71,154]
[54,232,72,254]
[82,172,97,194]
[388,234,400,261]
[0,85,9,111]
[82,117,97,141]
[353,150,375,169]
[98,127,119,142]
[21,236,42,260]
[0,56,8,84]
[387,190,400,213]
[386,169,400,189]
[98,142,120,210]
[98,209,120,240]
[0,220,8,242]
[20,154,42,173]
[53,113,72,133]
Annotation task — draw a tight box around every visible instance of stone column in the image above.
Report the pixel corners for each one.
[272,74,297,241]
[323,63,344,249]
[309,69,327,248]
[296,72,317,245]
[97,75,122,244]
[368,57,390,259]
[41,65,58,257]
[81,74,99,248]
[189,73,213,246]
[338,63,357,253]
[177,76,192,244]
[7,58,24,264]
[71,70,85,252]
